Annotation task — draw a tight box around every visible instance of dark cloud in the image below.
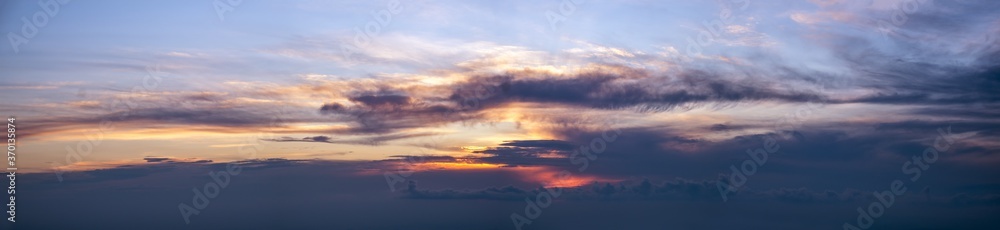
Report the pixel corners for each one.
[315,67,837,135]
[402,180,530,200]
[464,70,827,111]
[264,132,437,146]
[471,140,577,159]
[182,92,225,102]
[951,193,1000,206]
[267,135,336,143]
[872,120,999,142]
[498,140,576,150]
[349,94,412,108]
[319,103,345,113]
[403,177,903,205]
[317,91,486,134]
[709,123,741,131]
[911,106,1000,120]
[826,4,1000,106]
[143,157,172,163]
[19,102,295,139]
[14,157,1000,230]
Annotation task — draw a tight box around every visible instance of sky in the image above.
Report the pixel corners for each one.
[1,0,999,229]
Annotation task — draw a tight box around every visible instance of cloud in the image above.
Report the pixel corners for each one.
[349,94,413,108]
[401,180,530,200]
[17,154,1000,229]
[951,193,1000,206]
[498,140,576,150]
[313,65,837,136]
[142,157,172,163]
[264,132,438,146]
[403,177,880,205]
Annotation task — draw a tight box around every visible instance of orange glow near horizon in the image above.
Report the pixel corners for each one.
[514,166,611,188]
[389,159,613,188]
[409,160,506,171]
[460,146,488,152]
[47,157,210,173]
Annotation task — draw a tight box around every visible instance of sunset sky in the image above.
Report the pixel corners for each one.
[2,0,999,229]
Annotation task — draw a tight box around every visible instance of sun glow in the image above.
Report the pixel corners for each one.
[409,161,505,171]
[460,146,488,152]
[514,166,613,188]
